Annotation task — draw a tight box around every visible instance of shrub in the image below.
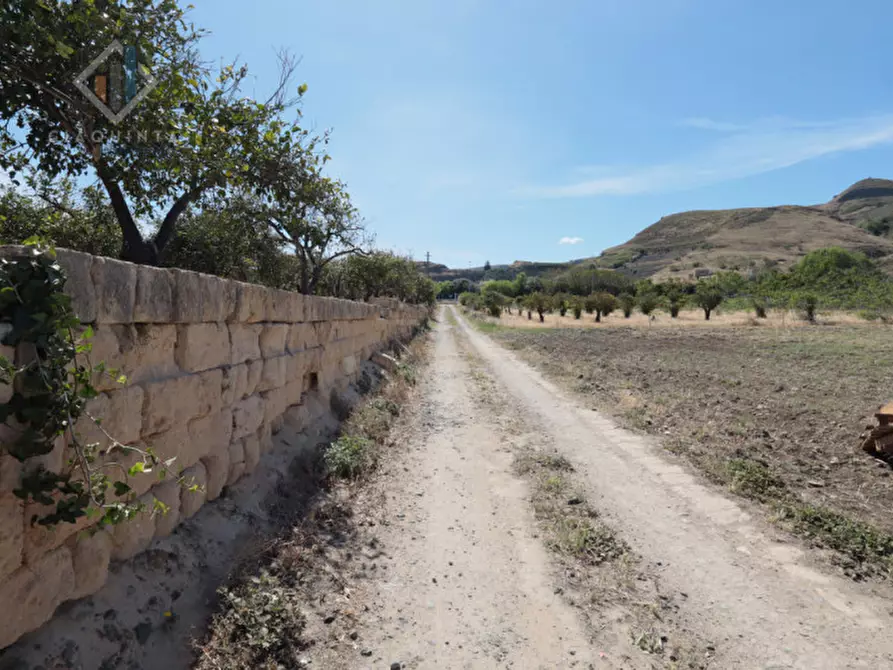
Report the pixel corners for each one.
[525,292,550,322]
[693,281,724,320]
[751,296,769,318]
[796,292,819,323]
[637,292,659,316]
[324,436,373,479]
[618,293,635,318]
[588,292,617,322]
[664,283,687,318]
[570,297,583,319]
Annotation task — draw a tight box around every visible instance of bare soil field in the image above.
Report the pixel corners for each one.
[486,317,893,580]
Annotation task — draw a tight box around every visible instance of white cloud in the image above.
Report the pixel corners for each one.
[559,236,584,245]
[680,117,746,132]
[528,115,893,198]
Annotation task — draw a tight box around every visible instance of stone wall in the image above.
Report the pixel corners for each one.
[0,248,428,649]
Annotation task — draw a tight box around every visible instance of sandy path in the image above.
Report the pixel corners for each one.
[448,306,893,669]
[340,308,594,669]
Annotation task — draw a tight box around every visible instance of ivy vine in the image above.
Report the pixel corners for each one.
[0,240,179,528]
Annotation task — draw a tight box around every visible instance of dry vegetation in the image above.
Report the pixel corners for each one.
[194,334,430,669]
[488,320,893,581]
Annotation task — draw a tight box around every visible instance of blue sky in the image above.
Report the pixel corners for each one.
[193,0,893,268]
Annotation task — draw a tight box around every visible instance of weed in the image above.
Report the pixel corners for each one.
[726,459,786,501]
[544,475,564,492]
[551,516,628,565]
[777,502,893,578]
[324,435,374,479]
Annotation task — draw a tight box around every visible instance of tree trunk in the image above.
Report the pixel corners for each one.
[595,312,601,323]
[704,308,711,320]
[538,312,544,323]
[527,311,532,320]
[99,174,157,264]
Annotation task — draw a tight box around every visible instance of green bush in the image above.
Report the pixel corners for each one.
[618,293,635,318]
[637,292,659,316]
[324,436,373,479]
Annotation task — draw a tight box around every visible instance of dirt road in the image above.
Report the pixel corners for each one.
[323,307,893,669]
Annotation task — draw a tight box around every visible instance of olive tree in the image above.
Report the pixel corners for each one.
[693,281,724,320]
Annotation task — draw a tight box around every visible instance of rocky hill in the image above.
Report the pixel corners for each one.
[592,178,893,279]
[423,179,893,282]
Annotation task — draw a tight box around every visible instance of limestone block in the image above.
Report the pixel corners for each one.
[227,461,246,486]
[141,370,222,436]
[261,386,289,425]
[0,546,73,649]
[268,288,294,322]
[110,493,155,560]
[185,409,233,469]
[56,249,96,323]
[90,324,179,391]
[285,351,309,383]
[232,394,264,440]
[134,265,173,323]
[227,282,250,323]
[226,440,245,485]
[241,282,271,323]
[243,433,260,473]
[76,386,144,449]
[313,321,334,347]
[92,256,137,324]
[258,421,273,455]
[259,324,289,358]
[201,448,230,501]
[0,493,24,580]
[246,359,264,396]
[22,499,95,564]
[257,356,286,392]
[202,275,233,323]
[230,323,261,365]
[221,363,249,406]
[284,379,304,407]
[179,461,207,519]
[286,322,316,353]
[175,323,230,372]
[170,269,204,322]
[152,479,181,537]
[70,529,112,600]
[286,291,305,323]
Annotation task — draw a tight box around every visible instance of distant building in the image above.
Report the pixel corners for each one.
[694,268,713,279]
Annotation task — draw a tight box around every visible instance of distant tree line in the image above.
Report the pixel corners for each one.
[456,248,893,323]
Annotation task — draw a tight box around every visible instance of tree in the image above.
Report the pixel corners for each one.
[553,293,570,317]
[664,282,687,318]
[618,293,635,318]
[525,292,549,322]
[483,290,506,317]
[795,292,819,323]
[637,292,659,316]
[589,292,617,322]
[260,170,372,294]
[1,1,306,264]
[570,296,583,319]
[693,281,724,320]
[0,183,121,258]
[484,260,491,272]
